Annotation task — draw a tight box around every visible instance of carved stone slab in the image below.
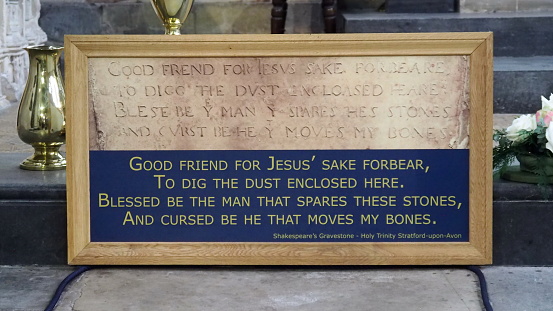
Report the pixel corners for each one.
[88,56,469,151]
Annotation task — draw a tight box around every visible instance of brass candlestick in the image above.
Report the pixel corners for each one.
[17,46,66,171]
[150,0,194,35]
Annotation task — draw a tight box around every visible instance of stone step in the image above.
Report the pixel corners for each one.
[494,57,553,114]
[338,11,553,57]
[493,113,518,130]
[0,153,66,265]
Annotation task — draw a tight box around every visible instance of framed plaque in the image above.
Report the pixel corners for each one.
[65,33,493,265]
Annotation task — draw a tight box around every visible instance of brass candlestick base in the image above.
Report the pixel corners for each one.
[20,144,66,171]
[17,46,66,171]
[151,0,194,35]
[164,17,184,35]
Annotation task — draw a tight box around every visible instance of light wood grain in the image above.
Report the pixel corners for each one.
[65,36,92,263]
[467,33,494,264]
[70,242,487,265]
[67,33,485,57]
[66,33,493,265]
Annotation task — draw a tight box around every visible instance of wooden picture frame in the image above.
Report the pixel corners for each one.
[65,33,493,265]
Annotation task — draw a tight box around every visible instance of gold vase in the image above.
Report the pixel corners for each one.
[17,46,66,171]
[150,0,194,35]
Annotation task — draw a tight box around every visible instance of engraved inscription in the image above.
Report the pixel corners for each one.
[88,56,470,150]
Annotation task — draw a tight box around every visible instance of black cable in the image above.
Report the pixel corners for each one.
[44,266,93,311]
[467,266,493,311]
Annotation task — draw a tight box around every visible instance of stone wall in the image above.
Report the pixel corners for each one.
[0,0,46,109]
[0,0,46,152]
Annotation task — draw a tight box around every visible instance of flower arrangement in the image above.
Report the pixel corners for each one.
[493,94,553,178]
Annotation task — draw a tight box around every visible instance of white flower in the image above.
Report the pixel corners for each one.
[541,93,553,111]
[546,126,553,153]
[506,114,537,142]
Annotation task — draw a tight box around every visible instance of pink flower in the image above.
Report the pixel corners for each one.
[536,110,553,126]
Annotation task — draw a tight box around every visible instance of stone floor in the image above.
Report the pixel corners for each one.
[1,266,552,311]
